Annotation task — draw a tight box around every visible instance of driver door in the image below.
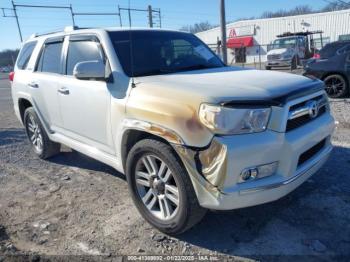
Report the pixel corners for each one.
[57,35,114,155]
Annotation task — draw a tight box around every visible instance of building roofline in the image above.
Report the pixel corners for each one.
[196,8,350,35]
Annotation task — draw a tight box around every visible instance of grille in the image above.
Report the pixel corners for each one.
[267,54,281,60]
[286,106,326,131]
[298,139,326,167]
[286,95,327,132]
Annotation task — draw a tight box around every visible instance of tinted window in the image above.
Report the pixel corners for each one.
[17,41,37,70]
[37,42,63,74]
[337,44,350,55]
[108,30,224,77]
[320,42,350,59]
[66,40,103,75]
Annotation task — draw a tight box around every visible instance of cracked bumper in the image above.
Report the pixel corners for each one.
[174,113,335,210]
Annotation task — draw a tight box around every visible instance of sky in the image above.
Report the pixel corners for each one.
[0,0,328,51]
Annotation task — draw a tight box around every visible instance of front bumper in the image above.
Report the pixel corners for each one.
[174,111,335,210]
[266,59,292,67]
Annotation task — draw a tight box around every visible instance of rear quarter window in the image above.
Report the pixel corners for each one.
[16,41,37,70]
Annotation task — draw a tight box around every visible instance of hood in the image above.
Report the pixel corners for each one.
[135,67,324,106]
[267,48,289,56]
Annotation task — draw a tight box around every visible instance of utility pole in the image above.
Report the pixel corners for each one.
[119,6,161,28]
[128,8,132,27]
[70,4,75,27]
[118,5,123,27]
[148,5,153,28]
[11,0,23,42]
[220,0,227,64]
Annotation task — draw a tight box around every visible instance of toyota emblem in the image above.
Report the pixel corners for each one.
[307,100,319,119]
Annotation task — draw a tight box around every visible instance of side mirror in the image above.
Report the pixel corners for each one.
[73,60,105,80]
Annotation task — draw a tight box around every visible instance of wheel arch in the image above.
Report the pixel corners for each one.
[121,129,177,171]
[18,98,33,123]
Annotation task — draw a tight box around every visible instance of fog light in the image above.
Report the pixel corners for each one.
[240,168,258,181]
[239,162,278,183]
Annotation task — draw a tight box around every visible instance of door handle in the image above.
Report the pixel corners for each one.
[27,82,39,88]
[58,87,70,95]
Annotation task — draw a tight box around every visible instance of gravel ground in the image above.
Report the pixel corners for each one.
[0,76,349,261]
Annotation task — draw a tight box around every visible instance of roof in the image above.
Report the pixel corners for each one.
[27,26,184,41]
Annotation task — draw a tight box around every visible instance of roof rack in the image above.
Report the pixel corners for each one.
[29,26,80,39]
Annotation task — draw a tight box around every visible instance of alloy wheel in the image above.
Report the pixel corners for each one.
[26,114,43,152]
[324,75,347,97]
[135,154,180,221]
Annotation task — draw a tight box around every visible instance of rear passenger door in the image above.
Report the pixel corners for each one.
[31,37,64,130]
[57,35,114,155]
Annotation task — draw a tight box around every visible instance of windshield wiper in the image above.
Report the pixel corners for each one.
[134,69,174,77]
[176,64,221,72]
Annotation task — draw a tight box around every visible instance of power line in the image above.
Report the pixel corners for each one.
[1,2,162,42]
[118,5,161,28]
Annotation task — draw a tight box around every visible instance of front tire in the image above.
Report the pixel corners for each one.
[126,139,206,234]
[291,56,298,70]
[24,107,60,159]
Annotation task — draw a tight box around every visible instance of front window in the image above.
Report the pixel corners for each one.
[108,30,224,77]
[271,37,298,50]
[66,40,104,75]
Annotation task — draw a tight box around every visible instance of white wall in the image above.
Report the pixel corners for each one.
[196,9,350,64]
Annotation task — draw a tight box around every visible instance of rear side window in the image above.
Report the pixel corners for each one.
[320,43,348,59]
[337,44,350,55]
[66,40,104,75]
[17,41,37,70]
[37,41,63,74]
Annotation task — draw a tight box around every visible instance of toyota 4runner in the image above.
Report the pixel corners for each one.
[10,27,335,234]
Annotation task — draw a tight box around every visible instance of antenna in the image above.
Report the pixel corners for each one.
[128,0,136,88]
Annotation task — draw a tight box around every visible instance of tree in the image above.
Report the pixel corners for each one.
[0,49,19,67]
[180,21,217,34]
[261,5,313,18]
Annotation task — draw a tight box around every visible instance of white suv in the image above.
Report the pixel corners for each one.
[10,27,335,234]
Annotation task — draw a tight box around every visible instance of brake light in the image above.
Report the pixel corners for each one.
[313,53,321,59]
[9,72,14,82]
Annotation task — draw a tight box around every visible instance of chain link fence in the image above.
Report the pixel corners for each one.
[207,42,319,72]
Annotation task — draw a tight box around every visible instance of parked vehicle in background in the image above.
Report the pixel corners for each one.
[10,26,334,234]
[266,31,323,70]
[1,66,11,73]
[304,40,350,98]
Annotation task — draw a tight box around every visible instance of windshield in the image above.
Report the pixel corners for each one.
[271,37,297,50]
[108,30,224,77]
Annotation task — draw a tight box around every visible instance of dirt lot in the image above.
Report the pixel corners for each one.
[0,72,350,261]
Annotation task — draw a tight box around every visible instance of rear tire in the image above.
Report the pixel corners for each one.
[24,107,60,159]
[126,139,206,234]
[323,74,349,98]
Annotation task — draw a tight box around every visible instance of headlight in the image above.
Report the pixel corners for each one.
[199,103,271,135]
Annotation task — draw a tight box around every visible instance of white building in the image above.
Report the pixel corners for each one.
[196,9,350,64]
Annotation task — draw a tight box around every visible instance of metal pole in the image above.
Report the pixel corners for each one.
[11,0,23,42]
[70,4,75,27]
[259,45,261,70]
[148,5,153,28]
[159,9,161,28]
[220,0,227,64]
[118,5,122,27]
[128,8,132,27]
